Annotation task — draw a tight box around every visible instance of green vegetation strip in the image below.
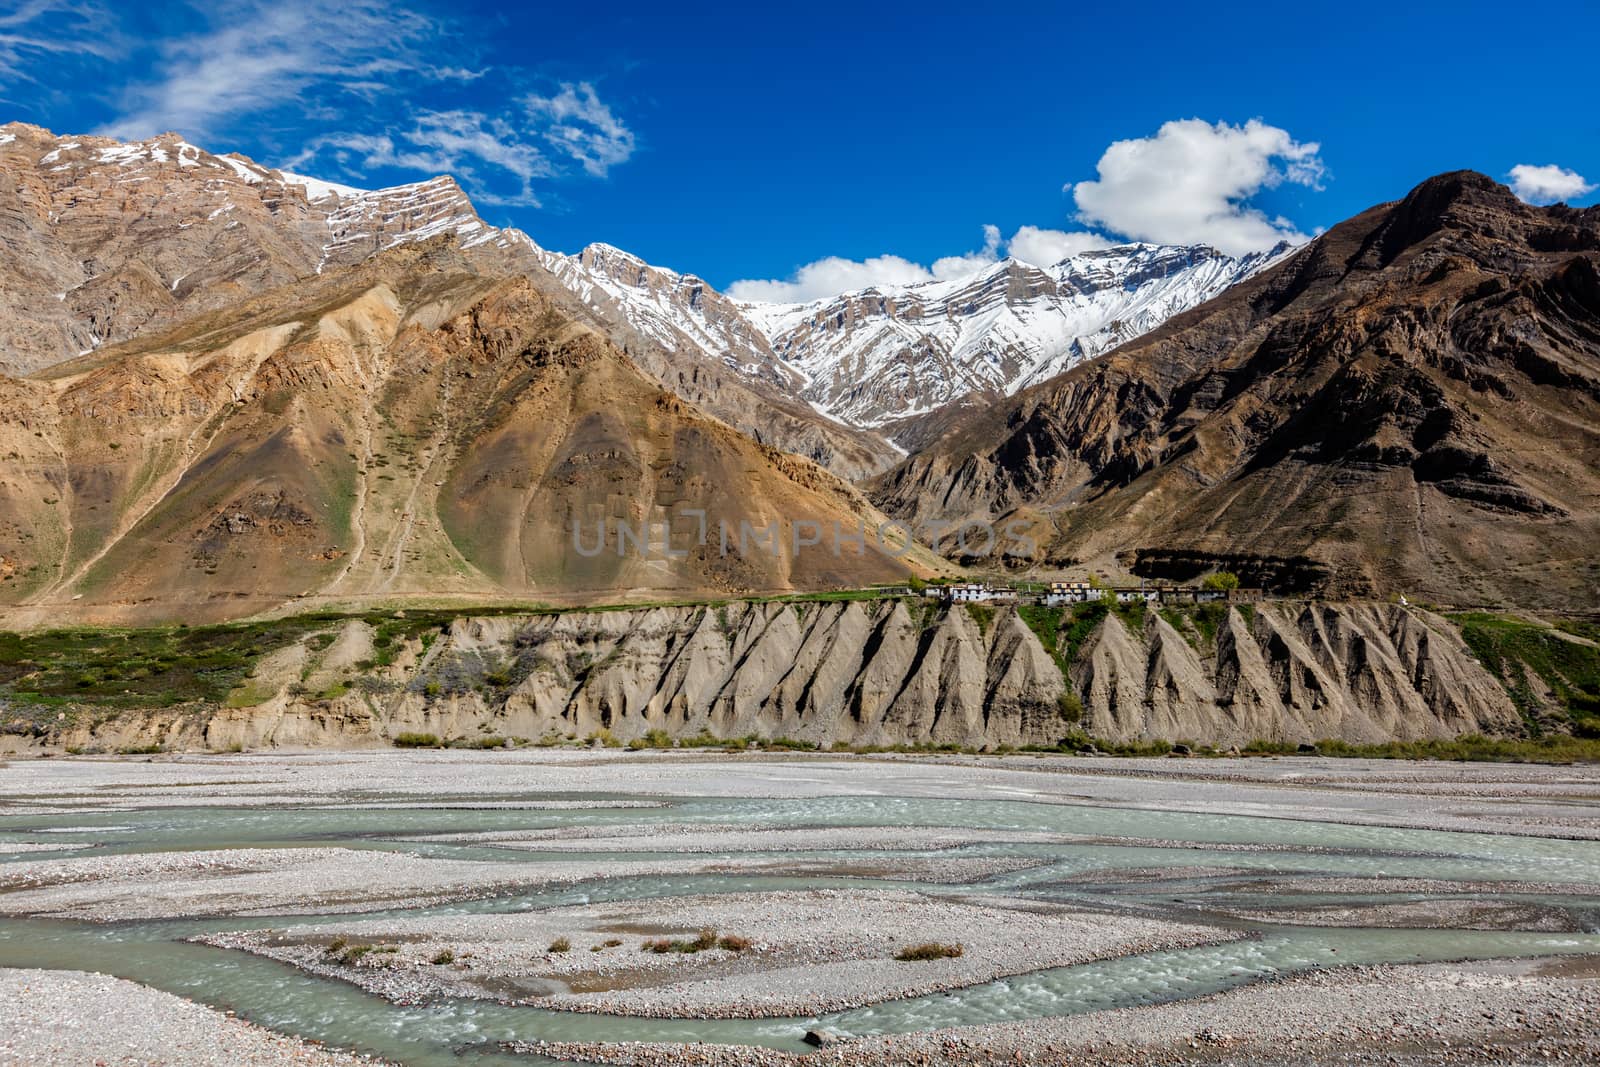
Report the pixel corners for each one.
[1449,612,1600,732]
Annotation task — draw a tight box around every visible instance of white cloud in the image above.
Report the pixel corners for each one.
[404,111,554,203]
[731,117,1325,304]
[76,1,634,209]
[285,89,637,209]
[96,1,442,141]
[930,224,1002,280]
[728,223,1115,303]
[1508,163,1596,205]
[1005,225,1113,267]
[290,113,555,207]
[1071,117,1325,256]
[727,254,937,303]
[523,82,636,177]
[0,0,121,86]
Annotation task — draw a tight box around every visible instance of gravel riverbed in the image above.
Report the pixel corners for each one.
[0,968,392,1066]
[517,959,1600,1066]
[0,844,1040,922]
[203,888,1235,1018]
[2,750,1598,1066]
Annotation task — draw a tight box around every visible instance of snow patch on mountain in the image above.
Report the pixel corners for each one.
[531,242,807,394]
[279,171,367,201]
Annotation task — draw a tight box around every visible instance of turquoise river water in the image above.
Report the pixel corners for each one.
[3,793,1599,1065]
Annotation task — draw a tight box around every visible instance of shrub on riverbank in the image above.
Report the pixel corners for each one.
[895,942,963,961]
[640,929,749,954]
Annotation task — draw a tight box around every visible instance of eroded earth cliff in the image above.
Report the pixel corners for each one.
[1,599,1541,755]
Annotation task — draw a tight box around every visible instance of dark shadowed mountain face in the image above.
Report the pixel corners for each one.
[872,172,1600,611]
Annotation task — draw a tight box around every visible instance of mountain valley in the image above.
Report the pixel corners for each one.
[2,123,1598,626]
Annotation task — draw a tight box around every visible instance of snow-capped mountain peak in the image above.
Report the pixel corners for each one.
[531,241,807,394]
[531,232,1289,431]
[733,241,1287,426]
[2,121,1289,446]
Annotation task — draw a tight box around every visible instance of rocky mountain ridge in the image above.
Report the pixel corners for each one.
[534,241,804,396]
[0,237,919,627]
[0,124,1306,479]
[872,172,1600,611]
[0,122,496,375]
[527,239,902,480]
[0,123,900,479]
[739,243,1286,426]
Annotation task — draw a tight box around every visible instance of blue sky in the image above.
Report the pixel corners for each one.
[4,0,1597,299]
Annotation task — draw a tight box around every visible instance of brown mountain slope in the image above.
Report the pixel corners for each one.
[0,123,481,375]
[0,241,918,626]
[534,244,901,481]
[0,122,897,480]
[873,172,1600,610]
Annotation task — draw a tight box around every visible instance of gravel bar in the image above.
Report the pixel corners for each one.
[517,958,1600,1065]
[0,968,392,1066]
[204,888,1235,1018]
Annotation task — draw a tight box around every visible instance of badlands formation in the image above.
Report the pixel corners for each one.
[8,599,1521,755]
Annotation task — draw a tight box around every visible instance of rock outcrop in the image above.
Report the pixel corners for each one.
[14,600,1524,755]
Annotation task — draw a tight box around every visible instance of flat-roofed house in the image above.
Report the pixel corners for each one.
[1043,580,1095,606]
[944,582,1001,603]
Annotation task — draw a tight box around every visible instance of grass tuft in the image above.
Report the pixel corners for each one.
[641,929,734,954]
[895,942,963,962]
